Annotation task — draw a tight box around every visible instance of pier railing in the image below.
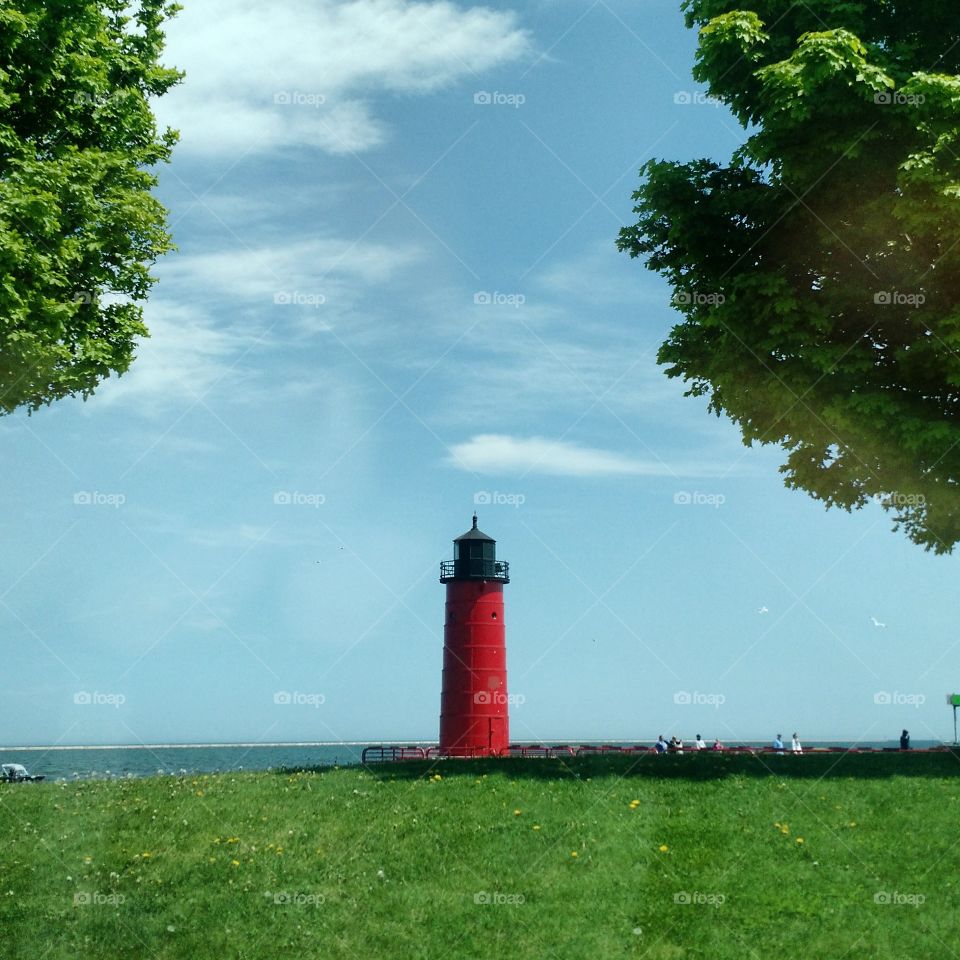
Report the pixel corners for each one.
[361,745,425,763]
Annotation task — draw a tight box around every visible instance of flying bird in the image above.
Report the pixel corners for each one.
[757,606,769,615]
[870,617,886,628]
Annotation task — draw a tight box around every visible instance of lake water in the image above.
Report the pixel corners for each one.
[0,742,400,780]
[0,740,941,781]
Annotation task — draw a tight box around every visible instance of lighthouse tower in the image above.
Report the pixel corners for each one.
[439,515,510,757]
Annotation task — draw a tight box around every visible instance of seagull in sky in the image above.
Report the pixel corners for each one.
[871,617,886,628]
[757,606,769,615]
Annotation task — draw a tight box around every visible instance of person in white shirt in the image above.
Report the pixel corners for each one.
[693,734,706,751]
[790,733,803,754]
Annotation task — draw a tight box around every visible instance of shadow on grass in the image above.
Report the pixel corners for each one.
[277,750,960,782]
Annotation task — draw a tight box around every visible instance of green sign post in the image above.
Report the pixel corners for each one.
[948,694,960,743]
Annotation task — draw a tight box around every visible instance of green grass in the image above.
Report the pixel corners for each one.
[2,752,959,959]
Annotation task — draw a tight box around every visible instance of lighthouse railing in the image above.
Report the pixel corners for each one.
[439,559,510,582]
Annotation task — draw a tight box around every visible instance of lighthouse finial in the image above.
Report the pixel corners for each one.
[472,512,478,529]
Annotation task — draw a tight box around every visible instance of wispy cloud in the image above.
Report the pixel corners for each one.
[446,434,729,478]
[532,241,671,307]
[91,302,254,412]
[156,237,422,326]
[89,233,426,415]
[391,279,682,429]
[157,0,532,155]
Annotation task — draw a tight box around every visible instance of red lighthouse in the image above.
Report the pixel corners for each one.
[439,515,511,757]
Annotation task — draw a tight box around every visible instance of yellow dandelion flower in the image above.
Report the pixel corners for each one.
[658,844,669,853]
[514,809,522,816]
[848,821,857,828]
[532,825,541,831]
[570,851,578,858]
[231,859,240,866]
[795,837,804,845]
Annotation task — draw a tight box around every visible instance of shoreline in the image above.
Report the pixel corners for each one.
[0,738,946,751]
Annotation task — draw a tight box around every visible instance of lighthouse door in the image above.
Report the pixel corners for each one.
[488,717,505,755]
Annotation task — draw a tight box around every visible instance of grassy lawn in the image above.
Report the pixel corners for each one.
[1,752,958,959]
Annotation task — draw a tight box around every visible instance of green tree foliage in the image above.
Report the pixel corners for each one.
[0,0,181,415]
[618,1,960,552]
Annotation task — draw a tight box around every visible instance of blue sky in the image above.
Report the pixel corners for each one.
[2,0,958,747]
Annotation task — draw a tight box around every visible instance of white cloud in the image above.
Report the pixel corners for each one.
[156,0,532,154]
[447,434,726,478]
